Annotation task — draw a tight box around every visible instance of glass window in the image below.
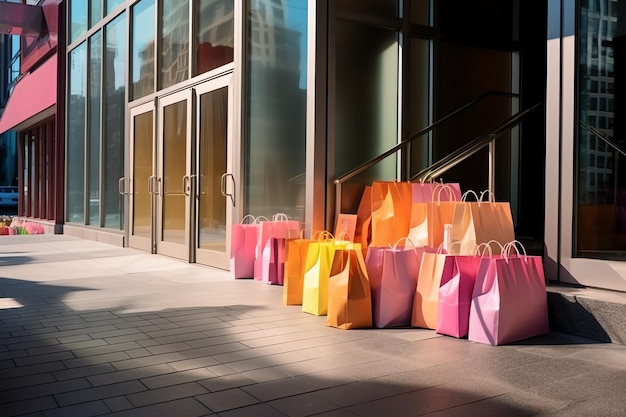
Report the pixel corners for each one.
[103,13,126,229]
[67,42,87,223]
[244,0,307,221]
[411,0,431,26]
[106,0,124,15]
[159,0,189,89]
[577,0,626,255]
[89,32,102,226]
[131,0,156,99]
[70,0,88,43]
[90,0,102,27]
[194,0,234,76]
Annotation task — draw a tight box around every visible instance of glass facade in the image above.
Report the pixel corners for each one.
[195,0,234,76]
[88,32,102,225]
[577,0,625,257]
[67,42,87,223]
[245,0,307,221]
[70,1,88,43]
[131,0,155,100]
[159,0,190,89]
[103,13,127,229]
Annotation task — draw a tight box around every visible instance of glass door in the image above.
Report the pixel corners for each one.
[128,103,155,252]
[156,90,193,260]
[194,76,235,268]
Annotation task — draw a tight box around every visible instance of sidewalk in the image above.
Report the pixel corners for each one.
[1,234,626,417]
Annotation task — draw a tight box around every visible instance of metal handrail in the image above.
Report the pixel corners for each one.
[333,90,519,186]
[415,103,542,182]
[580,121,626,159]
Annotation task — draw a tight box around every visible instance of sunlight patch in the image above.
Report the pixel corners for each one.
[0,298,24,309]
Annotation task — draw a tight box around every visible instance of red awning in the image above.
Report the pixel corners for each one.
[0,57,57,134]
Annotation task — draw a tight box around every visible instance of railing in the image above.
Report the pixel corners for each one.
[333,90,539,217]
[579,121,626,159]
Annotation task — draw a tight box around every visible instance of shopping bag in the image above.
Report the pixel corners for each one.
[230,215,264,279]
[412,246,449,329]
[283,231,315,305]
[435,246,485,338]
[370,181,412,247]
[334,213,358,242]
[468,240,549,345]
[261,237,287,285]
[302,232,352,316]
[450,190,514,255]
[326,245,373,329]
[254,213,300,281]
[408,184,460,248]
[366,238,431,328]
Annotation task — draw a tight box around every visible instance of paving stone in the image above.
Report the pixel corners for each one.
[41,400,110,417]
[54,380,148,406]
[125,381,208,407]
[195,387,259,412]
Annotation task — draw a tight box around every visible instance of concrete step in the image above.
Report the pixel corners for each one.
[547,284,626,345]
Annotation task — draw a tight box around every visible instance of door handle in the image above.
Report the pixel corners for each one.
[118,177,130,195]
[220,173,235,206]
[182,175,191,197]
[148,176,160,195]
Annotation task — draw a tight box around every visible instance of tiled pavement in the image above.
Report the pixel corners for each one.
[1,235,626,417]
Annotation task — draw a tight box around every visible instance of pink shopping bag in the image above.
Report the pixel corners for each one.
[261,237,287,285]
[468,240,549,345]
[365,239,432,328]
[230,215,264,279]
[254,213,300,281]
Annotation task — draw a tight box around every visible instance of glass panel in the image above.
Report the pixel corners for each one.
[411,0,430,26]
[335,19,398,185]
[89,32,102,226]
[409,37,431,175]
[336,0,399,18]
[70,0,88,43]
[90,0,102,27]
[106,0,124,15]
[245,0,307,221]
[198,87,228,251]
[160,0,190,89]
[162,100,187,244]
[67,42,87,223]
[131,0,156,100]
[577,0,626,257]
[133,111,153,238]
[194,0,234,76]
[103,13,126,229]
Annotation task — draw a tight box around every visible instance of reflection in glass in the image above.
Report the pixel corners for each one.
[335,19,398,184]
[70,1,88,42]
[160,0,190,89]
[133,111,153,239]
[198,88,228,251]
[245,0,307,221]
[409,37,431,175]
[162,101,187,244]
[132,0,156,100]
[90,0,102,27]
[103,14,126,229]
[107,0,124,15]
[194,0,234,76]
[577,0,626,256]
[67,43,87,222]
[89,32,102,226]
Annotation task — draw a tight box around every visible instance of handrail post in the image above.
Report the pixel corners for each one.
[335,181,342,223]
[488,141,495,195]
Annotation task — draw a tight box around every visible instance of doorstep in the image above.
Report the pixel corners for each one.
[547,283,626,344]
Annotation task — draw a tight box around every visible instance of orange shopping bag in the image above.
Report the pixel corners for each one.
[370,181,412,247]
[326,244,373,329]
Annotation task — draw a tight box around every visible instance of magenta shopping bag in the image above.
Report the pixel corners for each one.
[261,237,287,285]
[230,215,264,279]
[365,239,432,328]
[254,213,300,281]
[436,254,483,338]
[468,241,549,345]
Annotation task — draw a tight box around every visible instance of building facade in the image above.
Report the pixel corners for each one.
[1,0,626,292]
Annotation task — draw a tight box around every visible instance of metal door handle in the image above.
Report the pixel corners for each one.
[220,173,235,206]
[182,175,191,197]
[148,176,160,195]
[118,177,130,195]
